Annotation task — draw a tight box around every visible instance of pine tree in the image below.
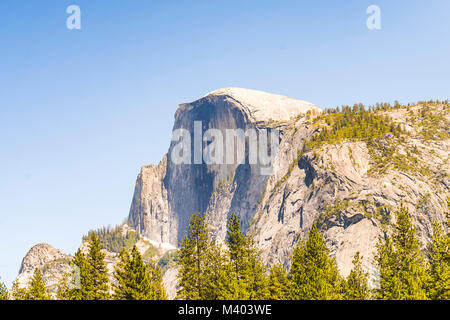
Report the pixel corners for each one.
[27,268,51,300]
[289,222,342,300]
[68,248,89,300]
[426,222,449,300]
[202,239,230,300]
[244,248,269,300]
[114,245,166,300]
[84,232,111,300]
[342,252,370,300]
[63,233,111,300]
[391,206,428,299]
[10,280,27,300]
[374,235,398,299]
[226,213,248,272]
[147,258,167,300]
[55,272,71,300]
[375,206,428,299]
[222,213,269,300]
[0,277,8,300]
[268,263,289,300]
[176,212,219,300]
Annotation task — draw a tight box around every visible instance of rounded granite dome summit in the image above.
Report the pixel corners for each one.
[202,87,320,122]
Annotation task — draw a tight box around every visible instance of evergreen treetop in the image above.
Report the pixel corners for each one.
[375,206,428,299]
[177,212,216,300]
[342,252,370,300]
[27,268,51,300]
[426,221,450,300]
[84,232,111,300]
[224,213,269,300]
[114,245,166,300]
[0,277,8,300]
[268,263,289,300]
[290,222,342,300]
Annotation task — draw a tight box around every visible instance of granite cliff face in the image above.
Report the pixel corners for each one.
[128,87,320,245]
[128,88,449,282]
[16,88,449,296]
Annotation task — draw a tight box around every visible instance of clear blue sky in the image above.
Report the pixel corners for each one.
[0,0,449,286]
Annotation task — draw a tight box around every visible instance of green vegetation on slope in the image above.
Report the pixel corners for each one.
[301,101,449,178]
[304,103,403,150]
[408,103,450,141]
[83,225,140,253]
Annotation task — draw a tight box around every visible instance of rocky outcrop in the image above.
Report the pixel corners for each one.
[162,266,179,300]
[16,227,177,297]
[128,157,171,244]
[16,244,72,295]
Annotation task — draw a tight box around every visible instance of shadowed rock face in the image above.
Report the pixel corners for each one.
[129,88,321,246]
[298,156,316,187]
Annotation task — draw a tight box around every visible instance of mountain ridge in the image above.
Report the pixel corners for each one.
[14,89,450,298]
